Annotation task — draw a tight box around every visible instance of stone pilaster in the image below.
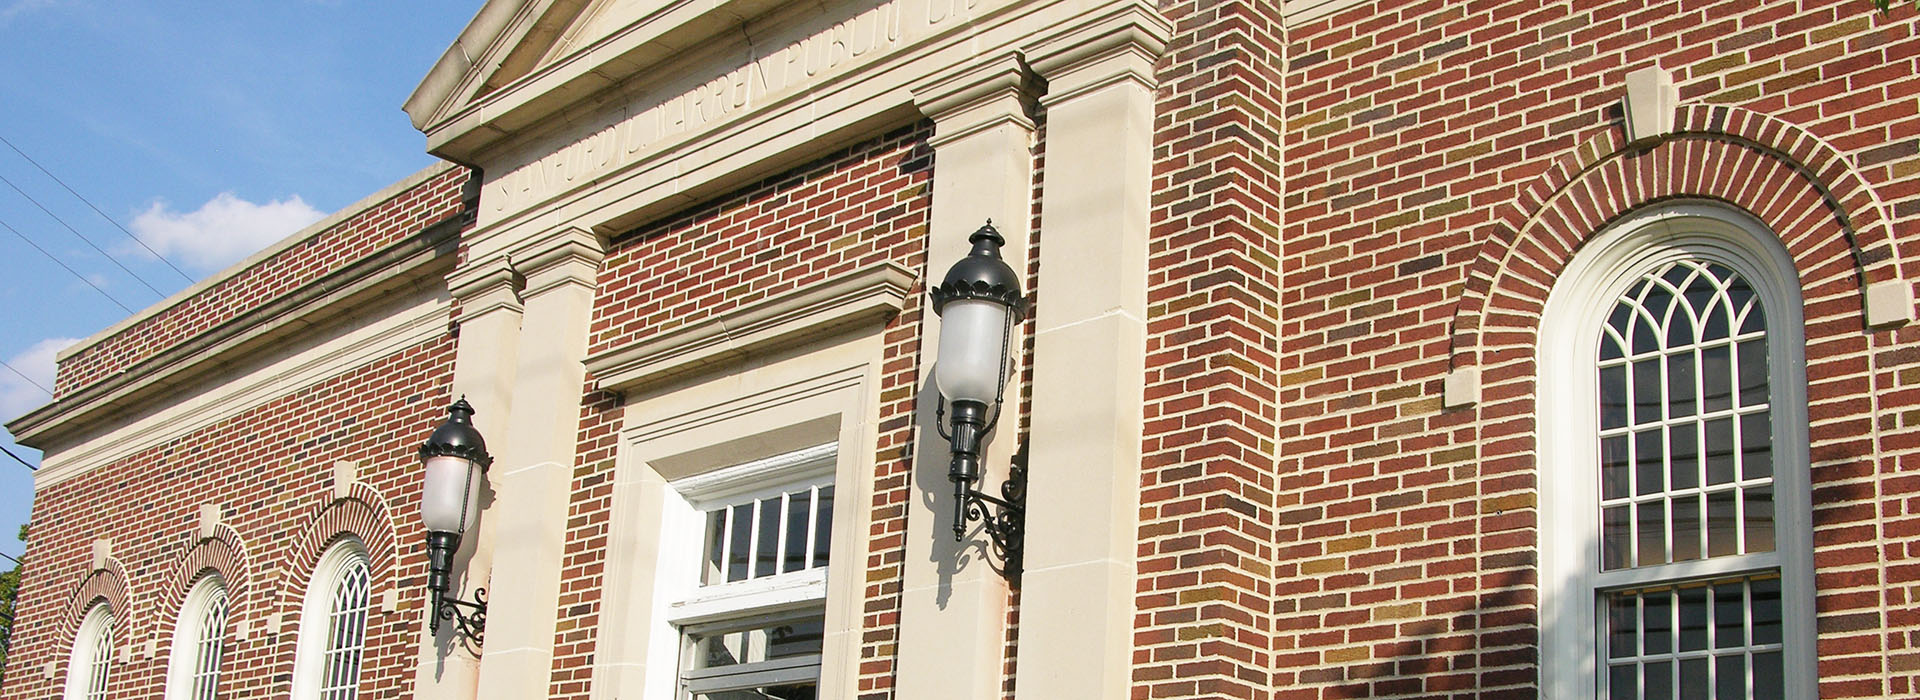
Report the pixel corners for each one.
[1016,6,1168,700]
[894,51,1038,700]
[473,227,605,700]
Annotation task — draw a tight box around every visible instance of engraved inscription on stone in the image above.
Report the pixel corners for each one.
[486,0,986,221]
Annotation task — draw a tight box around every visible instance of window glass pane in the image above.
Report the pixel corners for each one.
[1740,412,1772,480]
[1643,660,1672,700]
[756,496,781,578]
[1635,429,1663,496]
[1634,360,1662,424]
[1670,495,1701,562]
[1608,664,1639,700]
[1637,500,1666,567]
[1603,435,1631,500]
[1700,291,1730,342]
[1706,491,1738,557]
[1713,584,1744,649]
[1601,365,1629,429]
[1750,577,1782,646]
[1745,486,1775,554]
[1608,596,1637,658]
[727,503,752,583]
[1677,586,1708,652]
[1715,655,1745,699]
[1678,658,1707,698]
[1603,505,1632,571]
[1643,592,1672,655]
[1701,345,1732,413]
[1704,418,1735,485]
[705,510,726,585]
[784,491,812,574]
[813,486,834,567]
[1737,340,1769,407]
[1666,351,1696,418]
[1752,652,1782,700]
[1732,277,1764,335]
[1668,424,1698,491]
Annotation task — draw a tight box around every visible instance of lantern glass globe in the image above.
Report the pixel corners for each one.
[421,454,481,534]
[935,298,1010,404]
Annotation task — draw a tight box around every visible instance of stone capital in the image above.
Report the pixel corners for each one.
[508,226,607,298]
[448,254,524,317]
[911,51,1038,149]
[1027,2,1172,104]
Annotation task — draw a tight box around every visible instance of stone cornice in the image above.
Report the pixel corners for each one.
[585,261,914,393]
[9,219,463,450]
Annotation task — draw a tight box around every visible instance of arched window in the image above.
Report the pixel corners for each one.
[165,572,228,700]
[291,538,372,700]
[62,601,113,700]
[1539,205,1816,699]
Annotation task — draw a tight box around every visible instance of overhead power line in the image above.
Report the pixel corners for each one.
[0,358,49,396]
[0,216,134,313]
[0,134,194,284]
[0,171,167,298]
[0,444,36,472]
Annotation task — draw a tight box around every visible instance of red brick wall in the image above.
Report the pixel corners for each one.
[53,166,473,397]
[1276,0,1920,697]
[547,123,936,698]
[2,333,457,700]
[1136,1,1287,699]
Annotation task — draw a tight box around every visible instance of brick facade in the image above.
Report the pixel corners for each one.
[1276,0,1920,697]
[548,124,936,699]
[7,0,1920,698]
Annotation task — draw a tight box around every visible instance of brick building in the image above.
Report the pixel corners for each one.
[3,0,1917,698]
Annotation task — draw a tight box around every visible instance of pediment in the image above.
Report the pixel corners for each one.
[406,0,637,134]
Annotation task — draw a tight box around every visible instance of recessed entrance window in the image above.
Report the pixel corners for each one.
[668,443,835,700]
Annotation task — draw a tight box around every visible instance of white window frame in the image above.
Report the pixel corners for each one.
[291,538,373,700]
[661,443,835,699]
[1538,203,1816,699]
[164,572,228,700]
[62,601,113,700]
[590,346,879,700]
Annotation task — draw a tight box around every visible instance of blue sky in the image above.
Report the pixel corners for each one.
[0,1,480,561]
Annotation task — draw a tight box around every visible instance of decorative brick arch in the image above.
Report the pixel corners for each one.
[287,484,400,593]
[1448,104,1904,368]
[152,524,252,641]
[57,560,131,653]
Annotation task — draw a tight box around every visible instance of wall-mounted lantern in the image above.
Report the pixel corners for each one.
[417,397,491,644]
[929,221,1027,571]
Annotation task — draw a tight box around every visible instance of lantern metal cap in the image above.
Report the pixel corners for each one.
[419,398,493,469]
[930,221,1024,318]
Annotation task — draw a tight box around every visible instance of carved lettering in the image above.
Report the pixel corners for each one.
[486,0,977,217]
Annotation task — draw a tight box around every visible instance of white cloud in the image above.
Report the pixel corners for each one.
[128,192,324,272]
[0,337,77,422]
[0,0,60,24]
